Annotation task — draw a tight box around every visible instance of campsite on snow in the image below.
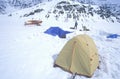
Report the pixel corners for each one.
[0,0,120,79]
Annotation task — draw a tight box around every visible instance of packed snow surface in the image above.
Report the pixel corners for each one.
[0,1,120,79]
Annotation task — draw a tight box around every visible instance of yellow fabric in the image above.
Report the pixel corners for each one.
[55,34,99,77]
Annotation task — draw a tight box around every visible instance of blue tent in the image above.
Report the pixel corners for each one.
[44,27,72,38]
[107,34,120,39]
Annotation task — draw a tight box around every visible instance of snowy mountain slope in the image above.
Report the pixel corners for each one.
[0,0,9,14]
[8,0,120,24]
[0,0,120,79]
[1,0,120,15]
[0,0,53,14]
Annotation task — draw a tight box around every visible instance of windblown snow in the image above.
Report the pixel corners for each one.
[0,0,120,79]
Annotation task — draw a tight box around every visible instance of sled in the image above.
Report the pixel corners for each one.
[24,20,42,26]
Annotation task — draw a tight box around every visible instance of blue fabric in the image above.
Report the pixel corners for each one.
[107,34,120,38]
[44,27,71,38]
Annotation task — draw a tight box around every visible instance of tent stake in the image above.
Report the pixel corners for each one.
[70,73,76,79]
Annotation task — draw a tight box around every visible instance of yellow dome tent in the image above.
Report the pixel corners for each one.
[54,34,99,77]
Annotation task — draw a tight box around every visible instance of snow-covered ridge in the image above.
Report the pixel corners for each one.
[1,0,120,21]
[0,0,52,14]
[46,1,120,23]
[9,0,120,24]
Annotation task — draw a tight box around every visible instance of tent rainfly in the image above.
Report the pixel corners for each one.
[54,34,99,77]
[44,27,71,38]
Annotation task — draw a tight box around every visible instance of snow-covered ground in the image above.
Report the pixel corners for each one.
[0,1,120,79]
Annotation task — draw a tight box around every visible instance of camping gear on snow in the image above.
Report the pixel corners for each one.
[24,20,42,26]
[54,34,99,77]
[44,27,71,38]
[82,26,90,31]
[107,34,120,39]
